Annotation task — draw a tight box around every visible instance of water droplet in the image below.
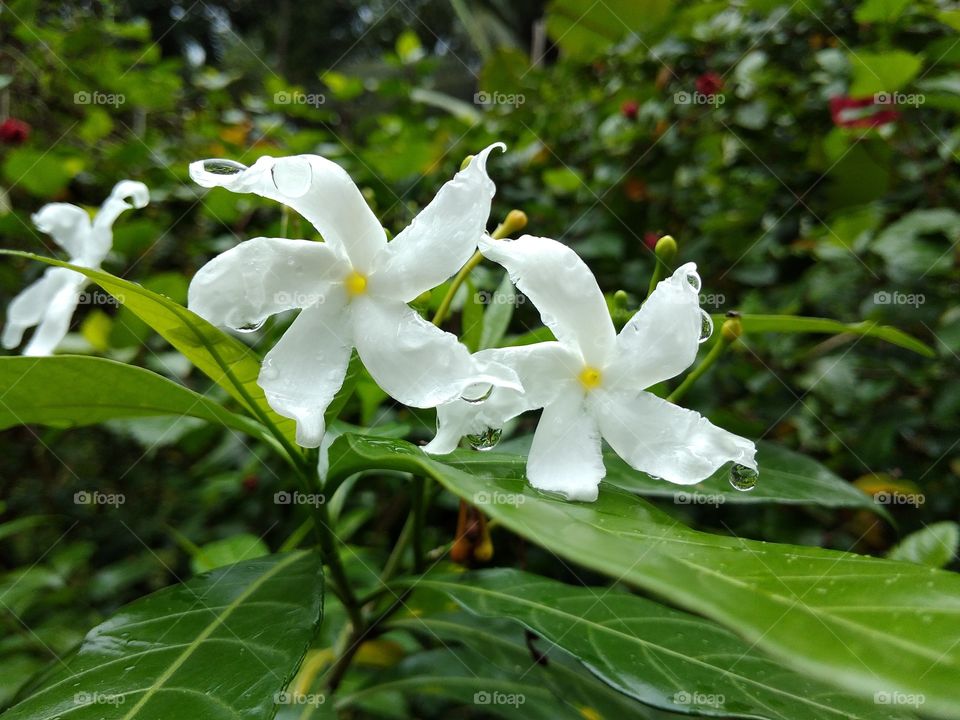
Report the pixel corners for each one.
[686,271,701,292]
[201,159,247,176]
[698,309,714,343]
[729,464,758,492]
[461,382,493,404]
[466,427,502,451]
[261,361,279,381]
[271,157,313,198]
[236,319,265,333]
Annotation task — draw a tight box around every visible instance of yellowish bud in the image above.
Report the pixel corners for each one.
[654,235,677,264]
[721,317,743,342]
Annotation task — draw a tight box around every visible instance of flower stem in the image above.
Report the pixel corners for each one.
[431,209,527,327]
[411,476,426,573]
[666,334,730,404]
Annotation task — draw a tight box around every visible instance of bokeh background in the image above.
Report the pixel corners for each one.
[1,0,958,710]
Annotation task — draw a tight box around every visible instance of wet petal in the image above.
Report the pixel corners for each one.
[479,234,615,366]
[424,342,577,455]
[31,204,91,259]
[351,296,519,409]
[527,389,605,502]
[590,388,757,485]
[259,294,353,447]
[371,143,504,302]
[188,237,347,331]
[84,180,150,263]
[190,155,385,272]
[2,268,84,353]
[606,262,703,391]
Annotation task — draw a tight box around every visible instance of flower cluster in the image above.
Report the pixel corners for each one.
[3,146,756,501]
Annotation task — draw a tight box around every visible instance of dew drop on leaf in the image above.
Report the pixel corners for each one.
[729,464,758,492]
[466,427,502,451]
[698,309,714,343]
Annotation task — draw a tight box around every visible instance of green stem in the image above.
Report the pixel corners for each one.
[380,512,414,583]
[411,476,426,573]
[315,501,364,631]
[666,336,730,404]
[432,251,483,326]
[646,258,666,299]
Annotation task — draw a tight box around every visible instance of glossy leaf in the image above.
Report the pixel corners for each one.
[887,522,959,568]
[328,434,960,718]
[0,251,297,444]
[411,569,909,719]
[1,552,322,719]
[0,356,269,442]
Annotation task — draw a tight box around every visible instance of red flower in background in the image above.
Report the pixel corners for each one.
[621,99,639,120]
[829,96,899,128]
[643,231,660,250]
[695,72,724,97]
[0,118,30,145]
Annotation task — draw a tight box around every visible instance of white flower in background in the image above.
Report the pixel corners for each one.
[425,235,757,502]
[2,181,149,357]
[188,144,519,447]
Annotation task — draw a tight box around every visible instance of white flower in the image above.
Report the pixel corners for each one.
[2,181,149,356]
[425,235,757,502]
[187,144,519,447]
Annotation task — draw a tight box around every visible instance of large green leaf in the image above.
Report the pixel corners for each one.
[0,251,297,445]
[0,356,268,442]
[848,50,923,96]
[328,434,960,718]
[888,522,959,569]
[411,569,908,719]
[719,314,935,357]
[450,439,883,513]
[2,552,322,719]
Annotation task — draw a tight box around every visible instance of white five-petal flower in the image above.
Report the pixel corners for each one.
[425,235,757,502]
[187,144,519,447]
[2,181,149,356]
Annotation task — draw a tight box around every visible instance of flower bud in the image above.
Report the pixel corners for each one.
[654,235,677,264]
[721,316,743,342]
[492,209,528,240]
[460,154,475,171]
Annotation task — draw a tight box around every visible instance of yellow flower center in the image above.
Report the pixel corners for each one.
[578,366,602,391]
[345,270,368,296]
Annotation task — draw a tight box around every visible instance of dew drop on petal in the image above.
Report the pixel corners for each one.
[729,464,758,492]
[466,427,502,451]
[236,319,265,333]
[201,159,248,176]
[461,382,493,404]
[698,309,714,343]
[686,270,701,292]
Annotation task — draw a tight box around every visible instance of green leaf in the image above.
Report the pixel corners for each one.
[1,552,322,719]
[479,272,516,350]
[2,150,81,197]
[0,251,297,445]
[192,533,271,573]
[721,313,935,357]
[888,522,959,568]
[546,0,673,60]
[0,356,270,442]
[411,569,908,719]
[871,208,960,281]
[461,280,484,353]
[328,434,960,718]
[849,50,923,96]
[854,0,911,23]
[455,439,883,513]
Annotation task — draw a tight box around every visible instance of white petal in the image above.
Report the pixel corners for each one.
[606,262,703,391]
[190,155,386,272]
[527,389,606,502]
[188,237,347,330]
[3,268,84,353]
[351,296,519,409]
[479,234,615,366]
[31,204,91,258]
[590,388,757,485]
[424,342,578,454]
[370,143,504,302]
[84,180,150,264]
[259,296,353,447]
